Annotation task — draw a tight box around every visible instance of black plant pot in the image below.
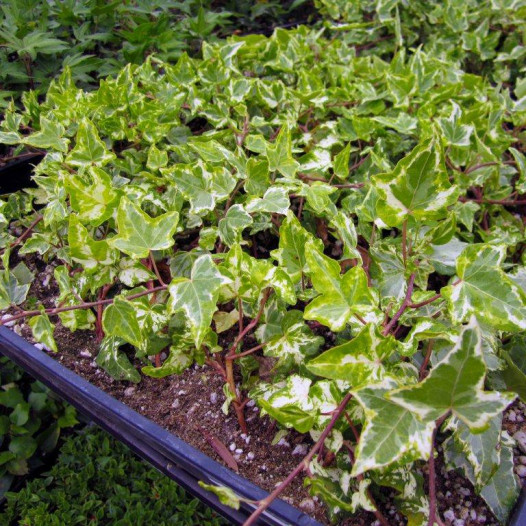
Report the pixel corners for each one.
[0,327,321,526]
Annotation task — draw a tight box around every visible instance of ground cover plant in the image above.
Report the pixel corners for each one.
[1,0,526,524]
[0,425,227,525]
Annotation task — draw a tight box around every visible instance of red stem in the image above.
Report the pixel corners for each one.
[382,274,415,336]
[243,392,353,526]
[1,285,167,326]
[0,214,44,255]
[427,417,447,526]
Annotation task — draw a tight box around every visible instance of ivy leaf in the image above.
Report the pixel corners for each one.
[438,102,474,147]
[198,483,241,510]
[479,435,520,524]
[266,123,299,178]
[264,310,324,370]
[389,318,515,432]
[329,212,360,259]
[64,167,120,226]
[444,415,501,488]
[168,255,230,348]
[271,211,323,282]
[118,259,155,287]
[442,244,526,332]
[102,296,143,349]
[142,345,193,378]
[372,138,458,227]
[218,204,253,246]
[109,197,179,259]
[307,324,398,386]
[22,117,69,153]
[370,244,406,301]
[351,378,435,476]
[500,336,526,401]
[68,215,118,270]
[28,313,58,352]
[304,240,376,331]
[95,336,141,384]
[333,143,351,179]
[245,186,290,215]
[375,467,429,525]
[255,375,316,433]
[146,144,168,171]
[66,119,116,167]
[164,163,236,216]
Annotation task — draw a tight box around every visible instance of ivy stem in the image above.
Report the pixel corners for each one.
[428,415,448,526]
[459,195,526,206]
[464,160,515,174]
[344,411,361,442]
[408,292,442,309]
[243,392,353,526]
[226,342,266,361]
[382,273,415,336]
[95,284,112,343]
[0,285,167,326]
[419,340,434,380]
[0,214,44,256]
[225,289,271,433]
[149,252,166,286]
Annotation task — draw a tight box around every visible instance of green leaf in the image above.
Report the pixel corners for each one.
[438,102,474,147]
[28,313,58,352]
[442,244,526,332]
[168,255,230,348]
[500,336,526,401]
[271,211,323,282]
[372,138,458,227]
[146,144,168,171]
[304,240,376,331]
[351,378,435,476]
[266,124,299,178]
[370,244,406,301]
[329,212,360,259]
[218,204,253,247]
[445,416,501,488]
[9,436,37,460]
[307,324,398,386]
[66,119,116,167]
[102,297,143,349]
[22,117,69,153]
[198,483,240,510]
[68,215,118,270]
[255,375,316,433]
[142,345,193,378]
[264,310,323,370]
[109,197,179,259]
[479,435,520,524]
[0,273,30,309]
[389,318,515,432]
[333,143,351,179]
[245,186,290,215]
[164,163,236,215]
[95,336,141,383]
[64,167,120,226]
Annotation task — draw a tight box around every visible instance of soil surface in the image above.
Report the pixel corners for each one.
[2,254,526,525]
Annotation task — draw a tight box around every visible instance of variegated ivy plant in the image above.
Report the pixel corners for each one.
[1,16,526,525]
